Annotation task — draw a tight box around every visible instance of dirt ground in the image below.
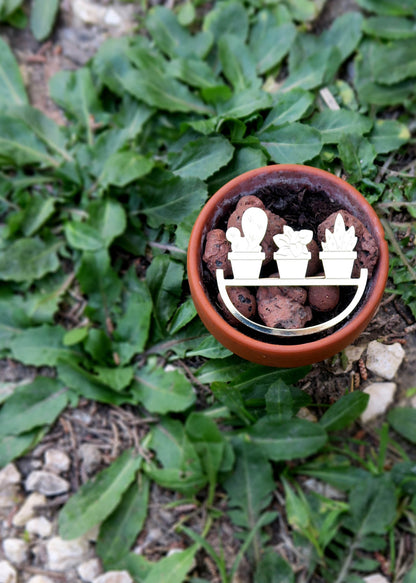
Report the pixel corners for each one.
[1,0,416,582]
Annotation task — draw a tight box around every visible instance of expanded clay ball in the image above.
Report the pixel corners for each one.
[203,229,232,277]
[309,284,340,312]
[318,210,378,277]
[257,285,312,329]
[217,287,256,322]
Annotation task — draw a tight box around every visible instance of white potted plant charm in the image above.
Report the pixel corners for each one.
[273,226,312,278]
[226,207,267,279]
[319,213,357,279]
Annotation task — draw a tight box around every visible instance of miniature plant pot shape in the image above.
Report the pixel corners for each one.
[273,226,312,279]
[319,213,358,279]
[226,207,268,279]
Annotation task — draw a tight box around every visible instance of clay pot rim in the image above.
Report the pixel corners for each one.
[187,164,389,367]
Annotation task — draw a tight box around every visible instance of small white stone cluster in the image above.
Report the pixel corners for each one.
[0,446,132,583]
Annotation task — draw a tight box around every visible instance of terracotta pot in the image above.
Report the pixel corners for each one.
[187,164,389,367]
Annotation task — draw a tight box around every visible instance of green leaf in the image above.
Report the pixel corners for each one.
[6,105,71,161]
[369,39,416,85]
[57,359,133,405]
[169,298,197,335]
[169,57,220,89]
[139,171,207,228]
[203,1,249,42]
[170,135,234,180]
[99,151,154,188]
[0,377,68,436]
[186,336,232,359]
[370,119,410,154]
[259,122,322,164]
[281,48,332,92]
[224,441,275,559]
[218,34,260,91]
[146,5,212,59]
[87,199,127,247]
[0,116,59,167]
[146,255,184,334]
[363,16,416,40]
[254,548,294,583]
[21,196,56,237]
[65,222,103,251]
[217,88,272,120]
[250,15,296,75]
[147,417,206,494]
[0,238,60,282]
[354,0,416,16]
[321,11,363,64]
[319,392,370,432]
[260,89,314,132]
[114,280,153,363]
[185,412,225,497]
[247,416,327,461]
[132,362,195,414]
[49,68,104,143]
[348,475,397,536]
[354,40,416,106]
[120,57,211,115]
[10,325,79,366]
[77,249,122,326]
[30,0,59,41]
[97,475,149,568]
[143,545,199,583]
[211,382,255,425]
[0,430,44,467]
[0,38,28,106]
[265,379,310,420]
[59,449,142,540]
[388,407,416,443]
[310,110,372,144]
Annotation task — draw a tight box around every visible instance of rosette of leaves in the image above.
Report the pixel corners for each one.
[273,226,312,258]
[321,214,357,252]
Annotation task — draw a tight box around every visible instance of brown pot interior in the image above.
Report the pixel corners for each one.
[188,165,389,367]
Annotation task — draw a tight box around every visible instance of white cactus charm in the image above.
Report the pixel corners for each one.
[226,207,268,279]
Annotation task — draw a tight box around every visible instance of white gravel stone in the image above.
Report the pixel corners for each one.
[25,471,70,496]
[0,560,17,583]
[304,478,345,500]
[361,383,397,423]
[364,575,390,583]
[0,485,19,516]
[44,449,71,474]
[28,576,55,583]
[3,538,28,564]
[366,341,405,380]
[77,558,102,582]
[12,492,46,527]
[93,572,133,583]
[47,536,90,571]
[79,443,102,474]
[26,516,53,538]
[0,464,21,489]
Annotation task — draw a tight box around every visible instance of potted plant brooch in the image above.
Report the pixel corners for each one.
[273,225,312,279]
[319,213,357,279]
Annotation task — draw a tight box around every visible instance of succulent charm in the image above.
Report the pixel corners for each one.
[273,226,313,258]
[319,213,358,279]
[321,213,357,252]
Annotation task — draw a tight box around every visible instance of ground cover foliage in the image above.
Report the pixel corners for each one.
[1,0,416,580]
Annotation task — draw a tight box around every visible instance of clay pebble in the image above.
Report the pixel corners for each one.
[202,229,232,277]
[217,287,256,322]
[317,210,378,277]
[257,285,312,329]
[309,282,340,312]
